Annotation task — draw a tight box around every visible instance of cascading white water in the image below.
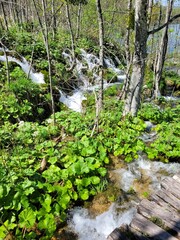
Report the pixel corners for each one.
[68,156,180,240]
[104,58,126,82]
[69,205,136,240]
[61,49,126,111]
[1,47,125,112]
[59,90,87,113]
[0,48,45,84]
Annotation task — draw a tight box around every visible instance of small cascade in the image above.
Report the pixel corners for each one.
[62,49,126,89]
[60,49,126,112]
[0,47,125,112]
[59,90,86,113]
[104,58,126,82]
[0,48,45,84]
[69,205,136,240]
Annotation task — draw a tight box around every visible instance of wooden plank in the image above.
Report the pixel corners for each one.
[138,199,180,225]
[138,199,180,238]
[107,227,130,240]
[150,193,171,208]
[161,178,180,199]
[155,189,180,210]
[167,177,180,189]
[173,175,180,184]
[130,213,178,240]
[128,226,150,240]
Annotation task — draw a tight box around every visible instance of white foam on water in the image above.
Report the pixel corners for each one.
[61,49,126,112]
[69,205,136,240]
[0,51,45,84]
[59,90,86,113]
[115,157,180,192]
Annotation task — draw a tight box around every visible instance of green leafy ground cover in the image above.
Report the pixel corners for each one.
[0,83,180,238]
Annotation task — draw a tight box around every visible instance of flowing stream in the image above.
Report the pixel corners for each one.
[61,49,126,112]
[0,47,45,84]
[0,48,125,112]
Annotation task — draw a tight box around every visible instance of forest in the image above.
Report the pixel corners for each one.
[0,0,180,239]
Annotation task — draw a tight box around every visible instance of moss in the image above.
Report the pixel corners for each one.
[150,216,164,228]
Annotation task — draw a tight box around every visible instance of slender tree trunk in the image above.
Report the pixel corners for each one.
[107,0,118,39]
[0,42,10,86]
[66,3,75,60]
[96,0,104,114]
[32,0,55,123]
[41,0,56,124]
[51,0,56,40]
[1,2,9,31]
[76,2,82,40]
[13,0,20,26]
[32,0,44,33]
[147,0,153,29]
[123,0,148,116]
[91,0,104,135]
[119,0,132,100]
[154,0,174,98]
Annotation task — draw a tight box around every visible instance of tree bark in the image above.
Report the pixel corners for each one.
[1,2,9,31]
[154,0,174,98]
[147,0,153,29]
[66,2,75,60]
[119,0,133,100]
[123,0,148,116]
[76,2,82,39]
[0,42,10,86]
[96,0,104,114]
[51,0,57,40]
[41,0,56,124]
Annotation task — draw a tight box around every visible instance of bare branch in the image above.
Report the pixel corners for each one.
[148,13,180,35]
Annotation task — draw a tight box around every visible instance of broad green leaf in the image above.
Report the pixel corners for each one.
[0,225,8,239]
[79,189,89,200]
[42,194,52,213]
[82,178,91,187]
[38,213,56,233]
[98,167,107,177]
[48,156,58,164]
[104,157,109,164]
[91,176,100,185]
[58,193,70,209]
[19,208,36,228]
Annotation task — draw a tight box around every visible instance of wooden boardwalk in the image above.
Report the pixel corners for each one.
[107,175,180,240]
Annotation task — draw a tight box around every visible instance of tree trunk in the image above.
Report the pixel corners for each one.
[147,0,153,29]
[96,0,104,114]
[76,2,82,39]
[66,3,75,61]
[119,0,133,100]
[123,0,148,117]
[0,42,10,86]
[154,0,174,98]
[1,2,9,31]
[41,0,56,124]
[51,0,57,40]
[91,0,104,135]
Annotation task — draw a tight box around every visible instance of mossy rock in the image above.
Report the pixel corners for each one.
[173,90,180,97]
[165,79,175,86]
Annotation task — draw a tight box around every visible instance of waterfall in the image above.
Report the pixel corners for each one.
[0,48,45,84]
[59,90,86,113]
[0,47,125,112]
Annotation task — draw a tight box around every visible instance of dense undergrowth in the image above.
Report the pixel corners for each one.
[0,85,179,239]
[0,27,180,239]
